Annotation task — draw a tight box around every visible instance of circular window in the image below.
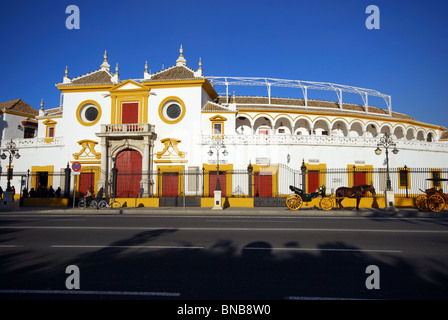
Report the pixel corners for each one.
[76,100,102,126]
[84,106,99,122]
[158,97,186,124]
[165,103,182,120]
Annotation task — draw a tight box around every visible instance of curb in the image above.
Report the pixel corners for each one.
[1,206,447,218]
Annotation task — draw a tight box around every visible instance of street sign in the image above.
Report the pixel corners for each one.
[72,161,81,172]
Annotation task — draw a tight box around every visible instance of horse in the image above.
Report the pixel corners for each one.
[335,185,376,210]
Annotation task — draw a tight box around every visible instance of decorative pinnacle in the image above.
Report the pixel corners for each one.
[145,60,148,72]
[176,44,187,66]
[115,62,119,74]
[198,57,202,70]
[100,50,110,70]
[40,98,44,110]
[65,65,69,77]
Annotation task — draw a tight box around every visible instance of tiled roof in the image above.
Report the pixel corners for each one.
[0,99,38,116]
[143,65,198,82]
[40,107,63,118]
[58,69,113,86]
[202,101,236,113]
[218,96,416,121]
[440,131,448,141]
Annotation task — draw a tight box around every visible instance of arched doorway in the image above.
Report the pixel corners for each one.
[115,149,142,198]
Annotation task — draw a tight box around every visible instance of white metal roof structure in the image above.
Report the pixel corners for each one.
[207,76,392,116]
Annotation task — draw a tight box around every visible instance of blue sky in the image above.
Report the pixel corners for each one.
[1,0,447,128]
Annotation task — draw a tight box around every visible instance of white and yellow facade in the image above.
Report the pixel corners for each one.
[1,47,447,207]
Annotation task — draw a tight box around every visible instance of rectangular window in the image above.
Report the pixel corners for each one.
[48,127,55,137]
[258,129,269,135]
[24,127,35,138]
[122,102,139,124]
[213,123,222,135]
[398,167,410,189]
[187,167,199,193]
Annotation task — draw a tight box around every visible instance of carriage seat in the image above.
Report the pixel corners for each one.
[289,185,303,194]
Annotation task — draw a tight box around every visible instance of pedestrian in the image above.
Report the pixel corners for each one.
[96,187,104,200]
[48,186,55,198]
[0,186,3,200]
[55,187,61,198]
[11,186,15,202]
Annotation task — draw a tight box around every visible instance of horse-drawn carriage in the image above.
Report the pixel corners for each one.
[286,184,376,211]
[286,185,333,211]
[415,178,448,213]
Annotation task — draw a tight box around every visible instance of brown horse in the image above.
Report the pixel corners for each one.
[335,185,376,210]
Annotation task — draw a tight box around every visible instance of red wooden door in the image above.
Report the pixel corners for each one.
[254,173,272,197]
[354,171,367,186]
[163,172,179,197]
[209,171,226,197]
[79,172,94,197]
[307,170,319,193]
[116,149,142,198]
[122,103,139,124]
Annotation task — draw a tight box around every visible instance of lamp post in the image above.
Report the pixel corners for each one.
[1,140,21,191]
[374,132,399,191]
[208,136,228,210]
[208,137,228,191]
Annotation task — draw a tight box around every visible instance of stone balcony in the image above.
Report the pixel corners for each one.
[97,123,155,138]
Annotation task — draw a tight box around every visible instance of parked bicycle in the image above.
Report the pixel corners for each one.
[78,197,97,209]
[78,187,120,209]
[97,197,121,209]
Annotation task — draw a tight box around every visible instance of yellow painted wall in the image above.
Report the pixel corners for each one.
[117,198,159,207]
[22,198,69,207]
[201,197,254,208]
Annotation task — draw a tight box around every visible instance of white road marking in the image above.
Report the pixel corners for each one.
[51,245,204,249]
[243,247,402,253]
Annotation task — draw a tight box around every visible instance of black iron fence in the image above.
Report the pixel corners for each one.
[1,165,447,201]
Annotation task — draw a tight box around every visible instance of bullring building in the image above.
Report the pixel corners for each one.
[1,46,447,208]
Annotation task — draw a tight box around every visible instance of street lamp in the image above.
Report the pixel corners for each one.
[374,132,399,191]
[208,137,228,191]
[1,139,21,191]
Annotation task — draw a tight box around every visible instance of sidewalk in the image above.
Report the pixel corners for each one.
[1,202,447,218]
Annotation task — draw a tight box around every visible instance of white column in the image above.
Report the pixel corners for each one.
[140,137,151,197]
[97,137,108,192]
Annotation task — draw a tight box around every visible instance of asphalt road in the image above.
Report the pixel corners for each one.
[0,210,447,300]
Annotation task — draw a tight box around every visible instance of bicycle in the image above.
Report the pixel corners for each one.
[97,197,121,210]
[78,197,97,209]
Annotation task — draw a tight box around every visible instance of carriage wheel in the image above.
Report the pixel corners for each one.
[415,195,429,212]
[286,194,303,211]
[428,194,446,213]
[320,197,333,211]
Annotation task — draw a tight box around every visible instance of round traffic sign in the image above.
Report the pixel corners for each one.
[72,161,81,172]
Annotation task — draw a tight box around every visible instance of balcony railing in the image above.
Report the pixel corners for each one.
[98,123,155,136]
[201,134,448,152]
[1,137,64,148]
